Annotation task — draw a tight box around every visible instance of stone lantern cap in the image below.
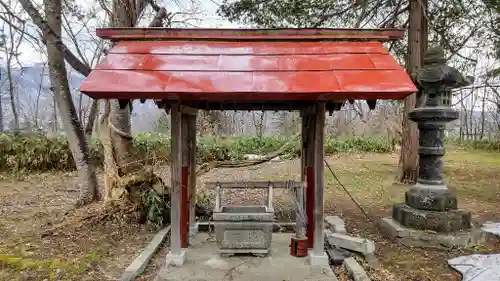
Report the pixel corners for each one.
[413,46,474,90]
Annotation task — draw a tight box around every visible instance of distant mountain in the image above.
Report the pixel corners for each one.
[0,63,162,133]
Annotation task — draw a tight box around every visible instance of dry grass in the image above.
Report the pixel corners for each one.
[195,148,500,281]
[0,173,155,281]
[1,147,500,281]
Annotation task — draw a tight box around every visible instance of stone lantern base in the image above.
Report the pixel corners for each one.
[392,203,471,233]
[380,186,484,248]
[380,186,485,248]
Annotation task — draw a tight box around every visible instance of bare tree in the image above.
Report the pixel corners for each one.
[4,5,22,131]
[16,0,100,204]
[0,0,27,131]
[252,111,266,138]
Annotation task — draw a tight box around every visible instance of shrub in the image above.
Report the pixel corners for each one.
[447,138,500,151]
[0,133,394,173]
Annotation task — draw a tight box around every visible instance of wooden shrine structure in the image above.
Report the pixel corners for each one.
[80,27,417,266]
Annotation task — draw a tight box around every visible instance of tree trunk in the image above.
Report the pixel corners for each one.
[52,94,58,133]
[0,71,3,132]
[106,0,144,175]
[398,0,427,184]
[43,0,99,204]
[6,54,19,131]
[99,0,165,203]
[480,87,486,139]
[85,99,99,138]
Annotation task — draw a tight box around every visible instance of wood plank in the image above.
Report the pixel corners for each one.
[312,102,326,255]
[97,27,405,41]
[182,106,198,115]
[305,106,317,248]
[297,109,307,239]
[161,101,346,112]
[180,113,189,248]
[187,114,197,228]
[169,103,182,254]
[204,181,305,189]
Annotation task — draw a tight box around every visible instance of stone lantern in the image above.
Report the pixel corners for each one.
[381,47,484,247]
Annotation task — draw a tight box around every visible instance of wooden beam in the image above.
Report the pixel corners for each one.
[97,27,406,41]
[163,101,318,111]
[305,106,317,249]
[205,181,305,189]
[312,102,326,257]
[180,113,189,248]
[161,101,349,112]
[187,113,197,233]
[182,106,198,115]
[298,111,307,240]
[169,103,182,255]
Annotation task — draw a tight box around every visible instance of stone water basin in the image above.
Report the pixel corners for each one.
[213,205,274,256]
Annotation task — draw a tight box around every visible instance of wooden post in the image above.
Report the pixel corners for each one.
[166,102,185,265]
[305,106,317,248]
[295,184,306,238]
[187,113,198,238]
[312,102,326,258]
[267,182,274,212]
[215,184,221,212]
[298,109,307,239]
[180,113,189,248]
[290,108,314,258]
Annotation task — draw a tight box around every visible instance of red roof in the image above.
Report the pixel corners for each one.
[79,28,416,101]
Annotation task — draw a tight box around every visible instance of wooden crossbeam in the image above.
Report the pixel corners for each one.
[204,180,305,189]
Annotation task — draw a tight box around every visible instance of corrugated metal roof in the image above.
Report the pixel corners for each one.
[80,30,416,101]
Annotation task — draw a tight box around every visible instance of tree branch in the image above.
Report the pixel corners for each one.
[17,0,91,77]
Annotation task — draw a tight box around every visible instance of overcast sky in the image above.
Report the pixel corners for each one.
[10,0,239,66]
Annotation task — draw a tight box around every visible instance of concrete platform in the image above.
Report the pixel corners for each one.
[155,233,338,281]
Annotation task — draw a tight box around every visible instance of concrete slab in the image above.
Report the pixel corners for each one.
[326,233,375,255]
[325,216,347,234]
[119,226,171,281]
[380,217,486,248]
[344,258,371,281]
[155,233,338,281]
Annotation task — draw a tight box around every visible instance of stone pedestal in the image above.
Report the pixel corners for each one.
[308,251,329,267]
[166,249,187,266]
[189,222,199,244]
[212,206,274,256]
[381,46,482,248]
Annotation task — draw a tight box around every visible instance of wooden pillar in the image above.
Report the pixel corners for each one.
[299,109,308,240]
[166,102,185,265]
[312,102,326,257]
[304,106,317,248]
[180,113,190,248]
[187,113,198,238]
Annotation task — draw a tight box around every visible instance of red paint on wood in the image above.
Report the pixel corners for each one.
[181,166,189,248]
[290,236,309,257]
[306,167,315,248]
[79,40,417,101]
[110,41,388,55]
